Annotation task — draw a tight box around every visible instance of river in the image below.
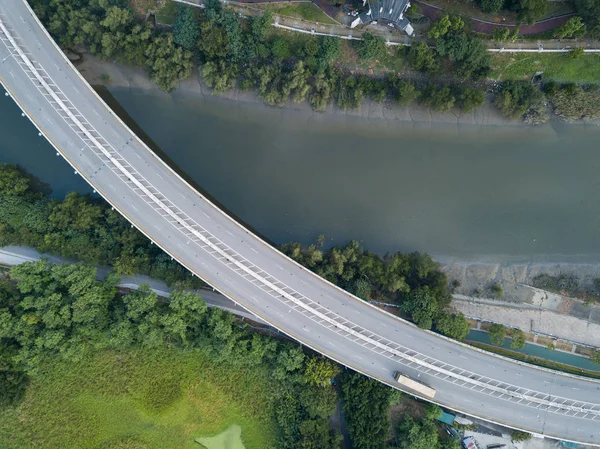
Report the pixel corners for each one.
[3,87,600,263]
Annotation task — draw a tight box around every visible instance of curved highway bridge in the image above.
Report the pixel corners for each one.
[1,1,599,444]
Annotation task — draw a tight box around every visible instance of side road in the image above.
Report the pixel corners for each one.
[0,245,265,324]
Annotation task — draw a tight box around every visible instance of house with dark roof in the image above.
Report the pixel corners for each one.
[351,0,414,36]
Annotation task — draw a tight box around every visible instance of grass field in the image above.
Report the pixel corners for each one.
[0,349,277,449]
[196,425,246,449]
[491,53,600,83]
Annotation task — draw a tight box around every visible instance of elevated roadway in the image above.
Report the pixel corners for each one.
[1,1,599,444]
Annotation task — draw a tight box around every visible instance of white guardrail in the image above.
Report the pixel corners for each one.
[2,11,600,425]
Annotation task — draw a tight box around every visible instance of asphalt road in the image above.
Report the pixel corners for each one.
[1,1,599,444]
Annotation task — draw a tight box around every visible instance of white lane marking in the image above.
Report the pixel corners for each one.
[109,184,116,191]
[73,87,80,94]
[572,387,580,391]
[406,335,414,339]
[19,16,25,23]
[226,230,234,237]
[203,212,210,219]
[36,40,42,47]
[53,62,60,70]
[93,110,100,117]
[460,356,469,360]
[153,225,161,230]
[515,373,523,377]
[328,342,338,348]
[276,264,284,270]
[130,205,138,212]
[135,153,142,159]
[9,71,14,78]
[250,248,258,254]
[156,173,163,180]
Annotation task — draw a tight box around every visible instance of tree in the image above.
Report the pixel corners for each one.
[436,312,470,341]
[341,371,394,449]
[480,0,505,12]
[495,81,545,120]
[508,328,526,349]
[304,356,340,387]
[555,17,586,39]
[428,15,453,39]
[515,0,548,25]
[358,33,387,60]
[574,0,600,36]
[394,79,421,106]
[198,20,228,60]
[492,27,511,43]
[590,349,600,364]
[272,37,291,59]
[437,33,491,79]
[401,286,440,329]
[145,33,194,91]
[425,403,443,420]
[201,60,238,93]
[395,416,440,449]
[173,5,200,50]
[0,164,32,196]
[409,42,439,74]
[420,84,456,112]
[488,323,506,346]
[457,87,485,112]
[511,430,532,442]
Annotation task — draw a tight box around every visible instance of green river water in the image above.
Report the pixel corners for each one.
[3,88,600,262]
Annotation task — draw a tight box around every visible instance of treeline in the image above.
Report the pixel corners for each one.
[30,0,193,91]
[195,2,488,113]
[0,164,201,287]
[31,0,488,114]
[281,238,471,340]
[0,259,341,448]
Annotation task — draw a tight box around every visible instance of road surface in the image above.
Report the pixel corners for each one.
[0,1,599,443]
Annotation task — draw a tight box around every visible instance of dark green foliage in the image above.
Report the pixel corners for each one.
[408,42,439,75]
[32,0,193,92]
[201,60,238,93]
[488,323,506,346]
[341,371,395,449]
[591,349,600,364]
[424,403,443,420]
[393,415,440,449]
[0,370,28,408]
[457,87,486,112]
[494,81,545,120]
[437,33,491,79]
[336,75,366,109]
[0,257,342,448]
[508,328,526,349]
[435,312,470,341]
[358,32,387,60]
[421,84,456,112]
[514,0,548,25]
[389,76,421,106]
[511,430,532,442]
[281,239,453,333]
[574,0,600,36]
[493,27,511,42]
[173,5,200,50]
[0,164,201,288]
[480,0,505,13]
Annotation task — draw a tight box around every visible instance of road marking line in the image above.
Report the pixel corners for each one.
[226,230,234,237]
[203,212,210,219]
[250,248,258,254]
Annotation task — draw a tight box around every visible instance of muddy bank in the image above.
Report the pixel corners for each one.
[76,53,519,128]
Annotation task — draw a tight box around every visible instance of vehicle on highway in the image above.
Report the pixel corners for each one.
[393,371,436,398]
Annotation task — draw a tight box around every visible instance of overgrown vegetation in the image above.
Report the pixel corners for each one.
[280,238,470,339]
[0,164,201,288]
[0,259,342,448]
[531,273,600,302]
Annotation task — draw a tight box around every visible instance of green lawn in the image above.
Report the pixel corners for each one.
[156,1,179,25]
[491,53,600,83]
[0,349,277,449]
[196,425,246,449]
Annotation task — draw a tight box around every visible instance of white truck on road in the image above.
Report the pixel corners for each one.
[394,371,436,398]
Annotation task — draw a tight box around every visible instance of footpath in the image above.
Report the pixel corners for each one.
[175,0,600,51]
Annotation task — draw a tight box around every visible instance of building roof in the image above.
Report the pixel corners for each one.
[362,0,414,34]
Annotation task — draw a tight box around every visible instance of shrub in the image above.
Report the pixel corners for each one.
[358,32,387,60]
[494,81,545,121]
[488,324,506,346]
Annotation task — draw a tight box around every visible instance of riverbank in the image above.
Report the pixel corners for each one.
[77,53,518,127]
